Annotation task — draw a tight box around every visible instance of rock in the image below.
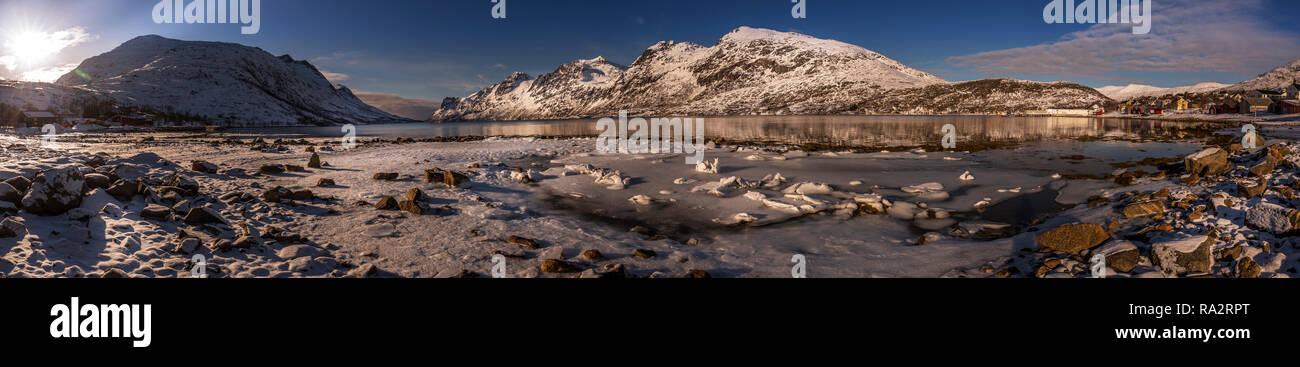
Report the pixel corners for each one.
[4,176,31,192]
[106,180,142,200]
[373,172,399,181]
[0,217,24,238]
[21,167,85,216]
[423,169,441,183]
[182,207,224,224]
[101,268,128,278]
[316,178,335,187]
[277,245,324,259]
[1151,232,1216,275]
[404,188,424,202]
[1184,147,1229,176]
[0,182,20,205]
[1245,203,1300,236]
[348,264,379,278]
[540,259,579,273]
[1122,201,1165,219]
[261,186,292,202]
[174,238,201,254]
[232,236,260,249]
[1114,172,1136,186]
[686,269,712,278]
[581,249,604,260]
[600,263,628,278]
[1237,179,1266,198]
[1236,257,1261,278]
[633,249,657,259]
[1036,223,1109,253]
[507,235,540,249]
[1095,241,1141,273]
[83,173,112,190]
[443,170,470,188]
[374,196,398,210]
[140,204,172,220]
[1249,156,1276,177]
[259,164,285,174]
[290,189,314,201]
[307,153,322,168]
[190,161,219,173]
[397,200,424,215]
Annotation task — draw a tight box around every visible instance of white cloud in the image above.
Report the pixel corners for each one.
[320,70,350,82]
[0,55,15,71]
[21,63,78,82]
[948,0,1300,80]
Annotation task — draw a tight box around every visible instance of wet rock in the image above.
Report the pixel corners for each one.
[398,200,424,215]
[1095,241,1141,273]
[581,249,604,260]
[1151,232,1215,275]
[140,204,172,220]
[540,259,579,273]
[307,153,322,168]
[190,161,219,173]
[373,172,399,181]
[1244,203,1300,236]
[1036,223,1109,253]
[182,207,224,224]
[1122,201,1165,219]
[3,176,30,193]
[374,196,398,210]
[83,173,112,190]
[633,249,657,259]
[316,178,335,187]
[1184,147,1229,177]
[507,235,540,249]
[0,182,20,205]
[21,167,85,216]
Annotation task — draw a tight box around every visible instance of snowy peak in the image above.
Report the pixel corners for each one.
[1095,82,1232,101]
[1226,57,1300,92]
[431,27,947,122]
[54,35,404,126]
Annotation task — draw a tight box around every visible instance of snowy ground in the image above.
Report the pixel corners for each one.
[1,127,1295,278]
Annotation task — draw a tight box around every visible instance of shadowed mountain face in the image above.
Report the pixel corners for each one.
[55,35,405,126]
[430,27,1117,122]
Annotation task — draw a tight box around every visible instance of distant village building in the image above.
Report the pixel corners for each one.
[1241,97,1274,114]
[1287,83,1300,99]
[1281,100,1300,115]
[1176,97,1190,112]
[20,111,59,127]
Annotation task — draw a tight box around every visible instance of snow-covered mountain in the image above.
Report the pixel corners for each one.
[432,27,948,122]
[54,35,405,126]
[1223,58,1300,92]
[855,78,1113,115]
[1095,82,1232,101]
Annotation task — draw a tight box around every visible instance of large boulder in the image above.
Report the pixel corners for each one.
[1245,203,1300,236]
[4,176,31,192]
[1151,232,1216,275]
[0,217,25,238]
[1184,148,1229,177]
[1036,223,1109,253]
[182,207,225,224]
[0,182,20,205]
[21,167,85,216]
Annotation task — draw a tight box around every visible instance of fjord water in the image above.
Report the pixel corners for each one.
[231,115,1206,151]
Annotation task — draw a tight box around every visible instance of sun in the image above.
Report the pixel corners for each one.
[3,30,60,67]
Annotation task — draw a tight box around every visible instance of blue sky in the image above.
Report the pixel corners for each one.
[3,0,1299,105]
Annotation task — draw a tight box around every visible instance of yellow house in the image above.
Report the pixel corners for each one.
[1176,97,1189,112]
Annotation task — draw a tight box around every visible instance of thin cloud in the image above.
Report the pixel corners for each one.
[353,91,441,120]
[320,70,350,82]
[947,0,1300,80]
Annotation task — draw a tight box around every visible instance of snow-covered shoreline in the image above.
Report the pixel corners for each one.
[1,128,1296,278]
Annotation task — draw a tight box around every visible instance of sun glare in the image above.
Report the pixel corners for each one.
[3,30,59,67]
